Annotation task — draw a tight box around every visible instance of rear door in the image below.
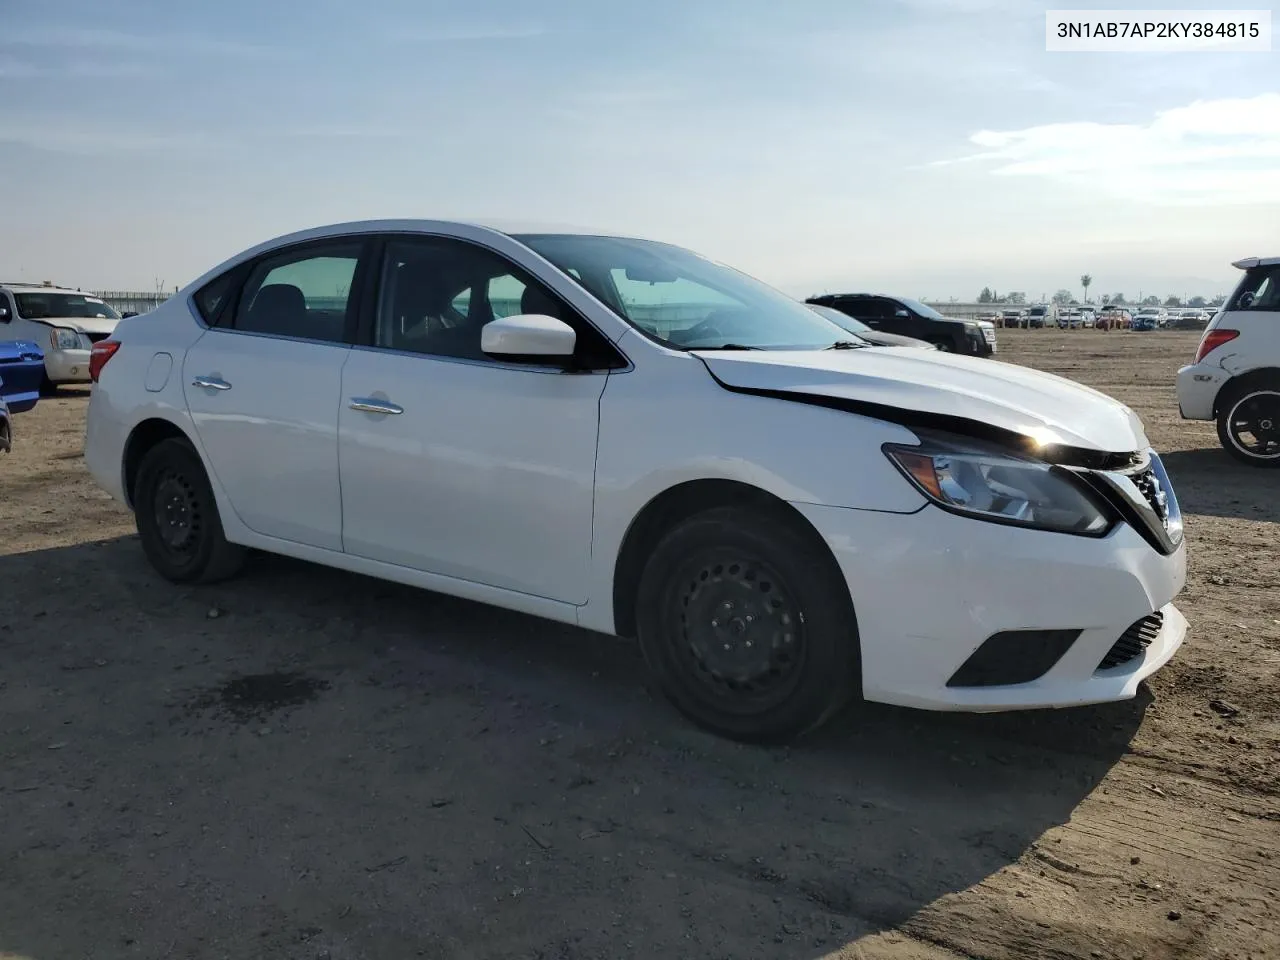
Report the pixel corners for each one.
[182,237,372,551]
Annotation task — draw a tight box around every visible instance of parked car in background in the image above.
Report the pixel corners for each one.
[84,218,1185,741]
[1177,255,1280,466]
[0,339,45,452]
[1098,306,1132,330]
[1079,308,1097,328]
[0,282,122,392]
[805,293,997,355]
[999,309,1027,329]
[805,304,939,350]
[1058,307,1082,329]
[1134,307,1167,329]
[1026,304,1051,328]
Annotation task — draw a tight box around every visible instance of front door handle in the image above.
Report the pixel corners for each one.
[192,375,232,391]
[349,397,404,415]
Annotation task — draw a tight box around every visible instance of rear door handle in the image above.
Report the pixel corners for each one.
[192,375,232,391]
[349,397,404,415]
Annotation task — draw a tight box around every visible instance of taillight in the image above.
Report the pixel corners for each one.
[88,340,121,383]
[1194,329,1238,363]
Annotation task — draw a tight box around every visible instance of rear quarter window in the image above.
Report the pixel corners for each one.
[1230,264,1280,312]
[193,271,237,325]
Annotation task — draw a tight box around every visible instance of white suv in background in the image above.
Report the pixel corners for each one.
[1177,256,1280,466]
[0,282,122,390]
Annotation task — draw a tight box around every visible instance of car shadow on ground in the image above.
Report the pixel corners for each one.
[1161,448,1280,524]
[0,537,1149,958]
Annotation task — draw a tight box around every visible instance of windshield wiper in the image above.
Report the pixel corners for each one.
[826,340,868,350]
[694,343,761,351]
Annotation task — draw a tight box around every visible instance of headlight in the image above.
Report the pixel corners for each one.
[884,440,1110,535]
[51,327,81,350]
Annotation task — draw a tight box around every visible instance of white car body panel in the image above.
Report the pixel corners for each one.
[85,219,1188,715]
[182,329,349,551]
[1176,257,1280,421]
[697,347,1149,452]
[337,347,605,604]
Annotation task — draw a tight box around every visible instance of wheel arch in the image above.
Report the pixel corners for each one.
[610,478,853,638]
[1213,366,1280,417]
[122,416,199,509]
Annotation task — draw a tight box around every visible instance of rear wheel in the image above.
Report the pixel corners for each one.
[133,438,247,582]
[634,506,859,743]
[1217,384,1280,467]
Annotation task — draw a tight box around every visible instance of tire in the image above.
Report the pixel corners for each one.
[132,437,247,582]
[634,505,860,743]
[39,374,59,397]
[931,339,953,352]
[1216,383,1280,468]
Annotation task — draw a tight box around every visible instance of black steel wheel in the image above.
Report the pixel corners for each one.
[1218,386,1280,468]
[635,505,859,743]
[133,437,246,582]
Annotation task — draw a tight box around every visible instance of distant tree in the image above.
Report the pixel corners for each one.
[1006,291,1026,304]
[1052,289,1074,305]
[1141,295,1161,306]
[1110,292,1127,305]
[1188,295,1207,308]
[1080,274,1093,301]
[978,287,994,303]
[1209,294,1227,307]
[1164,295,1183,307]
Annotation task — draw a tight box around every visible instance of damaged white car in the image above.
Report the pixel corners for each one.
[85,221,1187,741]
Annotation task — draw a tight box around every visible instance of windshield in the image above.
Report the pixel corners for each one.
[806,304,872,337]
[895,297,947,320]
[515,234,852,350]
[14,292,120,321]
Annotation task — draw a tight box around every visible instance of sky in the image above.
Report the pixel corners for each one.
[0,0,1276,302]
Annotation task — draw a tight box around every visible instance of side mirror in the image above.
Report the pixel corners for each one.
[894,309,910,318]
[121,311,138,319]
[481,314,577,361]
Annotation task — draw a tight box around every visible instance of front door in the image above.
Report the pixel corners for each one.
[182,238,368,551]
[337,235,613,604]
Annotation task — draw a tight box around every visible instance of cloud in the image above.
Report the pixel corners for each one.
[932,94,1280,205]
[2,26,282,59]
[0,55,153,78]
[377,23,552,43]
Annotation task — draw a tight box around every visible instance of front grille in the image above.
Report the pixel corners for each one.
[1098,612,1163,670]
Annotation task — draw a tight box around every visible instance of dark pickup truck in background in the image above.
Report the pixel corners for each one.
[805,293,997,356]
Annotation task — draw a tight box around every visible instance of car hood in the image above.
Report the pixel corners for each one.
[695,347,1149,454]
[858,330,935,350]
[33,315,119,335]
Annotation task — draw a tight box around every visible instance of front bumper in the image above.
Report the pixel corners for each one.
[1176,361,1227,421]
[792,501,1187,711]
[44,347,92,384]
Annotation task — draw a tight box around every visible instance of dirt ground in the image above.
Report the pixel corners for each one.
[1,329,1276,960]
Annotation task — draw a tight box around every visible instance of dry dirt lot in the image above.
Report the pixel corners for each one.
[1,329,1277,960]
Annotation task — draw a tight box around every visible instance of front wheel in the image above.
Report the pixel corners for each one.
[1217,386,1280,467]
[634,506,860,743]
[133,438,247,582]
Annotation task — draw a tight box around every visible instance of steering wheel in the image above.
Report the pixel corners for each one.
[681,319,724,341]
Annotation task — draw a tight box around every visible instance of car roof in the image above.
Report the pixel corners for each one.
[0,283,83,294]
[248,219,648,251]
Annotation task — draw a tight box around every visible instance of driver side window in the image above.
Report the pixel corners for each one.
[374,237,626,369]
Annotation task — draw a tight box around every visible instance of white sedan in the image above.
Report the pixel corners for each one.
[84,220,1188,741]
